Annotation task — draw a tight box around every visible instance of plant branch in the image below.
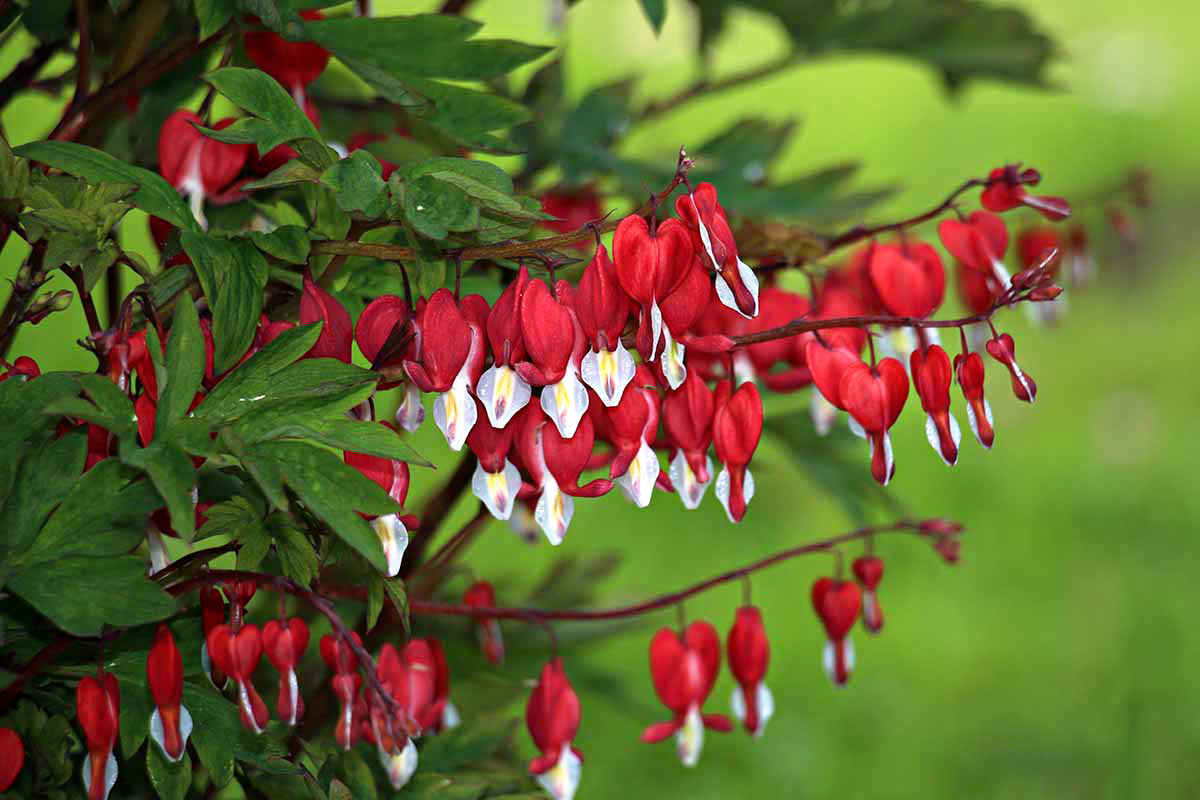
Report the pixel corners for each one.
[69,0,92,114]
[0,40,63,112]
[408,518,957,621]
[0,635,73,713]
[639,53,798,121]
[0,241,47,360]
[63,266,102,336]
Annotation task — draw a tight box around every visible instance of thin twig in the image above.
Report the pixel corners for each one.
[639,54,798,121]
[0,41,62,112]
[0,635,73,713]
[69,0,92,114]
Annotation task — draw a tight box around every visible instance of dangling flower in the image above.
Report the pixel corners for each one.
[516,279,589,439]
[867,242,946,319]
[416,638,460,733]
[953,350,995,448]
[598,365,661,508]
[939,211,1011,293]
[839,358,910,486]
[641,622,731,766]
[651,255,714,389]
[516,404,611,545]
[811,578,862,687]
[980,165,1071,221]
[805,335,863,436]
[345,427,414,577]
[262,618,310,726]
[852,556,885,634]
[157,111,250,229]
[662,370,716,510]
[477,266,533,427]
[0,356,39,382]
[206,623,269,733]
[403,289,485,450]
[463,581,505,665]
[0,727,23,793]
[366,641,436,789]
[526,659,583,800]
[76,669,120,800]
[675,182,759,318]
[299,271,353,363]
[467,400,522,520]
[910,344,961,466]
[985,332,1037,403]
[355,294,416,375]
[726,606,773,737]
[146,625,192,762]
[320,633,364,750]
[613,213,693,362]
[243,10,330,107]
[199,585,228,689]
[712,381,763,523]
[576,244,635,406]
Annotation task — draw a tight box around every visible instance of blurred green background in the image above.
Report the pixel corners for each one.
[3,1,1198,798]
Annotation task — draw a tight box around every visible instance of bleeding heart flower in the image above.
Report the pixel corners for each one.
[805,337,861,418]
[980,165,1071,221]
[598,365,661,508]
[541,185,603,243]
[576,244,635,405]
[356,294,415,373]
[675,182,760,318]
[852,556,885,634]
[0,355,39,382]
[158,111,250,229]
[199,585,228,689]
[954,350,995,448]
[477,266,533,428]
[262,618,310,726]
[867,242,946,318]
[652,256,714,389]
[516,404,611,545]
[939,211,1011,293]
[526,658,583,800]
[613,214,693,361]
[641,622,731,767]
[910,344,961,466]
[415,638,460,733]
[516,279,589,438]
[299,272,353,363]
[0,727,23,793]
[467,400,522,521]
[986,332,1036,403]
[662,370,716,510]
[727,606,773,737]
[243,10,330,102]
[206,623,269,733]
[713,381,763,523]
[839,358,909,486]
[463,581,505,665]
[345,428,412,577]
[367,641,436,789]
[146,625,192,762]
[76,670,120,800]
[811,577,862,687]
[404,289,485,450]
[320,632,364,750]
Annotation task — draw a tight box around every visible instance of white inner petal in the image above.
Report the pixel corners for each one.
[476,364,530,428]
[536,744,582,800]
[540,368,589,439]
[669,451,712,510]
[534,473,574,546]
[659,326,687,390]
[676,705,705,767]
[616,440,660,508]
[395,383,426,433]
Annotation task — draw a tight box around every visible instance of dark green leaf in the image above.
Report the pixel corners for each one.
[383,576,409,635]
[321,150,388,216]
[195,0,237,38]
[402,175,476,239]
[248,414,429,466]
[246,225,311,264]
[121,441,198,541]
[0,427,86,572]
[118,672,152,759]
[270,517,319,585]
[147,746,192,800]
[639,0,667,33]
[214,358,378,432]
[185,683,240,788]
[196,496,263,541]
[241,158,323,191]
[366,570,383,630]
[195,322,322,422]
[0,373,81,511]
[417,717,516,773]
[9,555,177,636]
[14,141,200,232]
[181,232,269,374]
[157,296,205,432]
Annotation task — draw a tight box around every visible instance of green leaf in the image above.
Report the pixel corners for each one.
[118,672,153,758]
[247,414,429,466]
[0,427,86,573]
[14,140,201,232]
[121,441,199,541]
[194,0,237,38]
[202,67,336,168]
[236,520,272,570]
[402,175,476,240]
[9,555,177,636]
[639,0,667,33]
[417,718,517,773]
[366,570,383,630]
[383,576,409,635]
[196,496,262,540]
[148,746,192,800]
[271,516,319,585]
[185,683,240,788]
[246,225,311,264]
[321,150,388,216]
[240,441,397,571]
[406,77,532,140]
[0,373,82,512]
[181,232,269,374]
[157,296,206,432]
[241,158,324,191]
[195,322,322,423]
[213,358,378,432]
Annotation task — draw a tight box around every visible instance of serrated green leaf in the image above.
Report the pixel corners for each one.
[181,232,269,374]
[322,150,388,216]
[0,372,82,511]
[271,517,319,585]
[185,683,240,788]
[236,520,272,570]
[14,140,200,232]
[196,496,262,540]
[0,427,86,570]
[9,555,177,636]
[402,175,476,239]
[214,358,377,433]
[246,225,311,264]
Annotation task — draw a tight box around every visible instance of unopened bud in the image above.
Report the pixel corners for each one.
[50,289,73,311]
[933,537,962,565]
[919,518,964,536]
[1019,167,1042,185]
[1029,285,1063,302]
